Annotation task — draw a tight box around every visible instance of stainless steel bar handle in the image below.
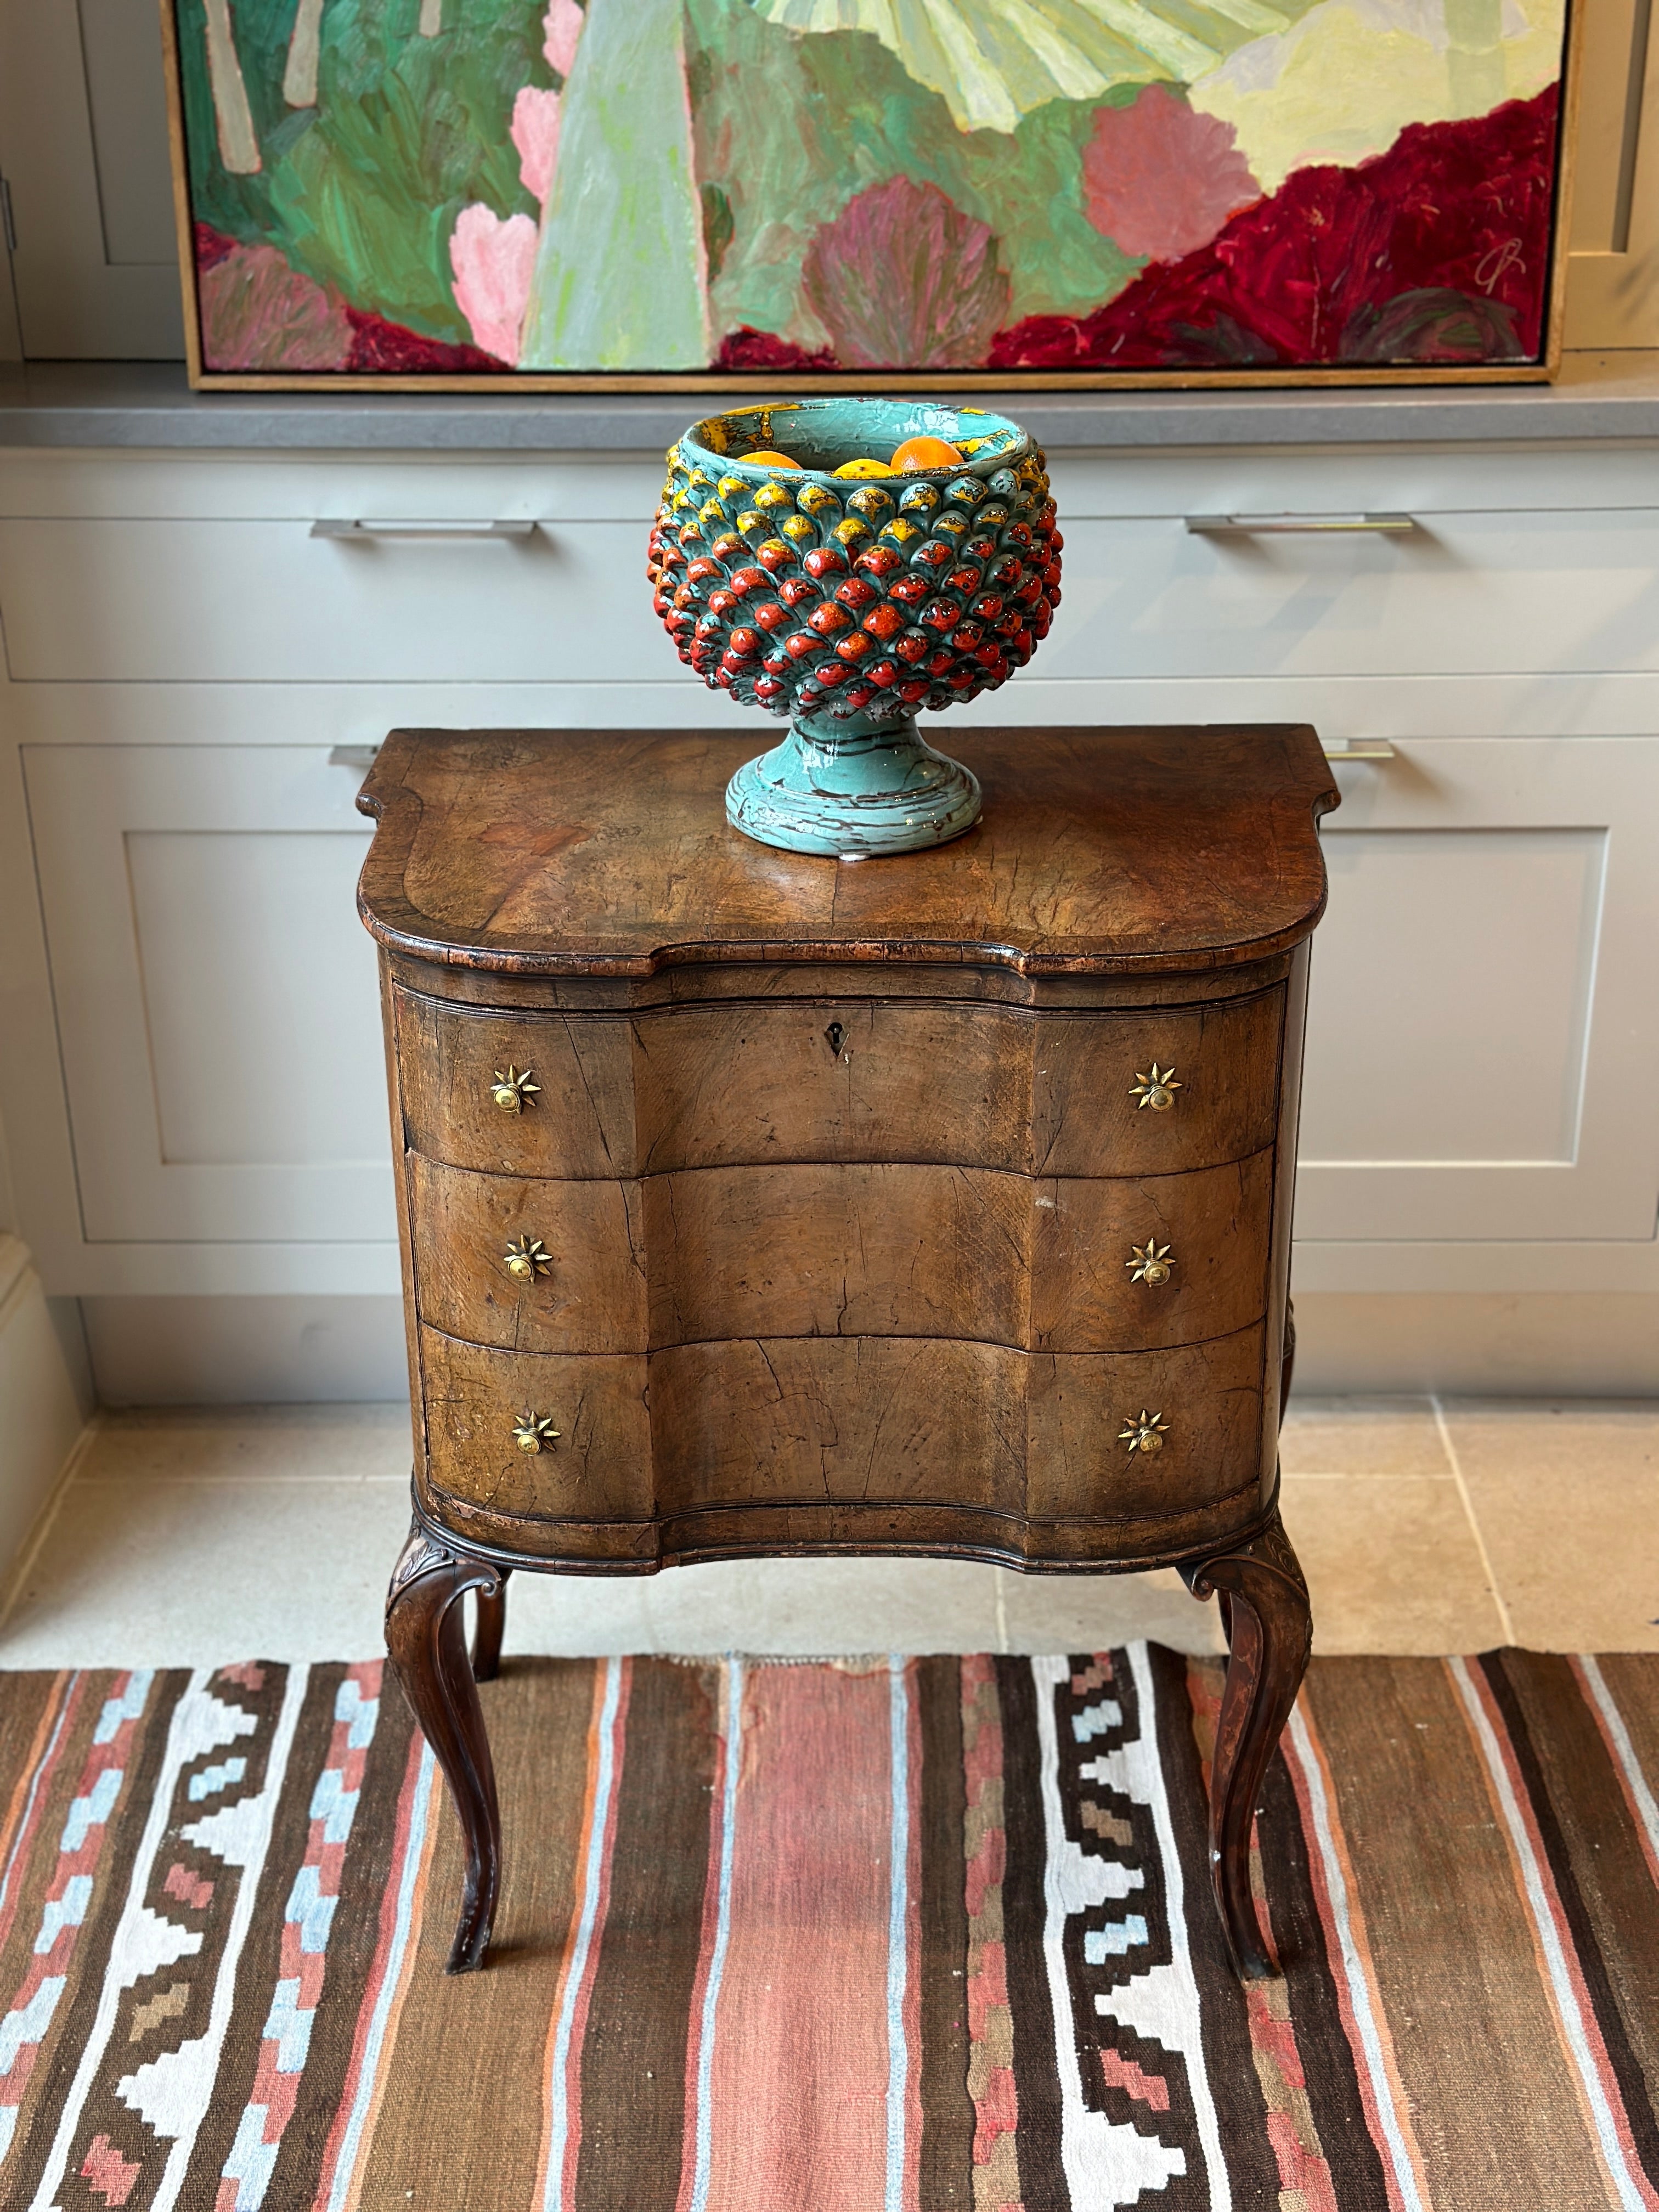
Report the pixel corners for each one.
[1322,740,1397,761]
[310,518,539,539]
[1185,513,1417,534]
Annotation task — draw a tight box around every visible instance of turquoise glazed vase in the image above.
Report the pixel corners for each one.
[647,399,1061,857]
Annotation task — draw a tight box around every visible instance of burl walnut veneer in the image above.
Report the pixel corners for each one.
[360,725,1339,1979]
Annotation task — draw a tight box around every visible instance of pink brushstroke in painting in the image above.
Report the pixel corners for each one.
[448,207,538,365]
[803,177,1008,369]
[543,0,583,77]
[512,87,562,206]
[198,241,350,371]
[1082,85,1260,263]
[450,0,584,364]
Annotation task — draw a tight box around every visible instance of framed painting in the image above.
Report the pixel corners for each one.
[160,0,1582,390]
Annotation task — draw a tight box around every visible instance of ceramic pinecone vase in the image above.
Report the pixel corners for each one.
[646,399,1062,857]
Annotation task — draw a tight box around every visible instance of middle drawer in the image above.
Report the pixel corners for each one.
[408,1152,1273,1356]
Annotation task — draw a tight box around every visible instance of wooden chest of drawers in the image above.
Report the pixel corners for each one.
[360,724,1338,1979]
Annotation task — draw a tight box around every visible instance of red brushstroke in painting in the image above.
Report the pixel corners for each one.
[716,326,839,373]
[194,222,238,274]
[991,86,1560,369]
[345,310,506,374]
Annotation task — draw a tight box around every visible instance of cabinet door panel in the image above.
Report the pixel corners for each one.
[1295,740,1659,1242]
[22,744,395,1243]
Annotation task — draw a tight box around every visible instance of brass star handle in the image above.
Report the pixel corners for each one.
[1127,1239,1174,1287]
[489,1065,540,1114]
[512,1412,560,1454]
[1119,1410,1169,1455]
[504,1235,552,1282]
[1130,1063,1180,1111]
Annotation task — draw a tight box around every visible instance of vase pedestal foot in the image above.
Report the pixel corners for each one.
[725,709,981,858]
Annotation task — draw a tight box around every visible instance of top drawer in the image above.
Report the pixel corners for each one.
[394,988,1284,1179]
[4,504,1657,682]
[1041,509,1659,683]
[0,517,679,684]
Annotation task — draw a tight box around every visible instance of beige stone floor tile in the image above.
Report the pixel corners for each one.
[1439,1399,1659,1650]
[1279,1474,1506,1655]
[997,1566,1225,1656]
[507,1555,1003,1656]
[0,1474,410,1666]
[77,1403,411,1484]
[1278,1395,1453,1477]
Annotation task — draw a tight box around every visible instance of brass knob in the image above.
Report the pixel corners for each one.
[489,1065,540,1114]
[512,1412,560,1454]
[504,1235,552,1282]
[1127,1239,1174,1288]
[1131,1064,1181,1111]
[1119,1410,1169,1455]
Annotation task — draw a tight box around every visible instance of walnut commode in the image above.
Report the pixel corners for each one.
[360,724,1338,1977]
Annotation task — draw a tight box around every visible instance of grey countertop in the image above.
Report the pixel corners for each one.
[3,354,1658,451]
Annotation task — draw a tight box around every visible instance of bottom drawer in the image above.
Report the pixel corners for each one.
[418,1321,1268,1535]
[419,1327,652,1523]
[1025,1325,1267,1521]
[652,1327,1266,1521]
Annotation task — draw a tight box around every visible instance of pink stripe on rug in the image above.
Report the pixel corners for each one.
[699,1662,901,2212]
[537,1656,630,2212]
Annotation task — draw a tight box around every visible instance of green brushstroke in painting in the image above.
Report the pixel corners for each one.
[518,0,709,369]
[682,0,1144,349]
[174,0,546,346]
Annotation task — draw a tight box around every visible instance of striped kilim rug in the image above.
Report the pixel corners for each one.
[0,1650,1655,2211]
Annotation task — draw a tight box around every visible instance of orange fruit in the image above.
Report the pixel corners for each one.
[744,450,802,469]
[832,457,894,478]
[890,435,963,471]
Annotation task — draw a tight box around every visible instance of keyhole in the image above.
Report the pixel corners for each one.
[825,1021,846,1057]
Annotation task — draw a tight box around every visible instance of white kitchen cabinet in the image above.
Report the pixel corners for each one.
[21,743,396,1260]
[1297,739,1659,1244]
[1,444,1656,1393]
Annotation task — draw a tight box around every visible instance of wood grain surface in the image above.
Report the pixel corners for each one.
[408,1156,647,1355]
[418,1325,652,1524]
[359,727,1338,978]
[1031,1150,1273,1352]
[396,991,636,1177]
[414,1321,1264,1556]
[399,987,1282,1180]
[1025,1323,1266,1519]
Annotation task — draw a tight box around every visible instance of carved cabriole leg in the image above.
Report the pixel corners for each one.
[1178,1509,1312,1980]
[385,1519,504,1973]
[471,1573,509,1683]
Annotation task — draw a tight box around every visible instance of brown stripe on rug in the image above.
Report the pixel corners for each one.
[0,1649,1650,2211]
[352,1655,601,2211]
[915,1653,975,2208]
[1477,1651,1659,2193]
[1307,1658,1621,2210]
[572,1655,718,2212]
